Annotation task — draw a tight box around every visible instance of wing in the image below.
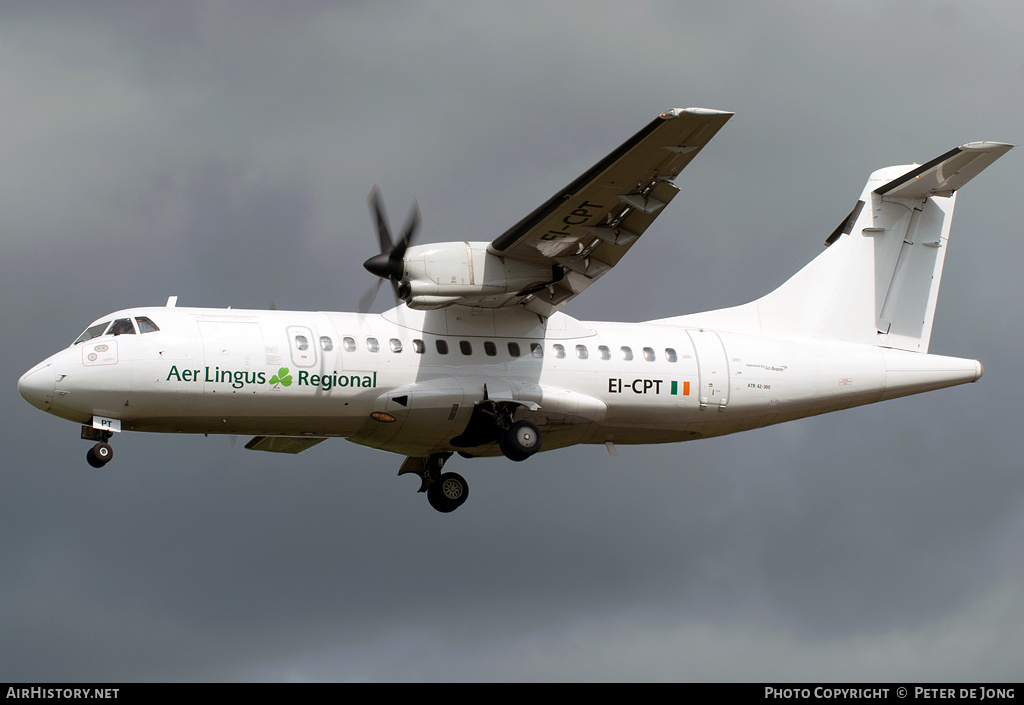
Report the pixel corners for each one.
[489,107,732,316]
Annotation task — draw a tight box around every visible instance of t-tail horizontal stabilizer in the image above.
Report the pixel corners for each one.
[874,142,1013,199]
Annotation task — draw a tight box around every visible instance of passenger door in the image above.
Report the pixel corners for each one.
[686,329,729,411]
[287,325,317,368]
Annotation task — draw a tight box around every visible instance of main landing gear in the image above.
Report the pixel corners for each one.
[427,470,469,514]
[499,420,541,462]
[451,396,544,463]
[401,409,544,513]
[399,452,469,513]
[82,425,113,468]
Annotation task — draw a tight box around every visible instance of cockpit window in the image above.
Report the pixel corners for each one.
[74,321,111,345]
[135,316,160,334]
[108,318,136,336]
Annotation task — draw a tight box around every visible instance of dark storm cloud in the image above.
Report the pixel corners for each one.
[2,1,1021,681]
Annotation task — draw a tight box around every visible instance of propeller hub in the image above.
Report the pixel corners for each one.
[363,252,402,281]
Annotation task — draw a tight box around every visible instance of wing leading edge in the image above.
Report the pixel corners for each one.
[489,107,732,316]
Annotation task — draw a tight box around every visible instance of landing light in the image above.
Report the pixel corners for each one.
[370,411,396,423]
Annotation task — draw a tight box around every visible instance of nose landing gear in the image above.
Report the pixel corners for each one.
[86,442,113,468]
[81,425,114,468]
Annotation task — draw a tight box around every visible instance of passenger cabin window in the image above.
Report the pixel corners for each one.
[459,340,472,355]
[413,339,425,353]
[665,347,678,362]
[366,337,379,353]
[553,344,566,359]
[320,336,333,351]
[343,336,357,352]
[598,345,611,360]
[484,341,497,357]
[621,346,634,361]
[135,317,160,334]
[643,347,656,362]
[508,342,521,357]
[390,338,403,353]
[109,318,136,336]
[74,321,110,345]
[295,334,309,350]
[576,344,588,360]
[436,340,449,355]
[530,343,543,358]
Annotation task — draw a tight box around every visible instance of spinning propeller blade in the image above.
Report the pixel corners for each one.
[359,186,419,312]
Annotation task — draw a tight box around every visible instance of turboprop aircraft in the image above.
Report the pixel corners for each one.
[18,107,1012,512]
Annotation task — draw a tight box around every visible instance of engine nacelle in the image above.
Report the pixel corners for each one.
[400,241,554,309]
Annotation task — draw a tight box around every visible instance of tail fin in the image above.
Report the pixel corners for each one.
[665,142,1012,352]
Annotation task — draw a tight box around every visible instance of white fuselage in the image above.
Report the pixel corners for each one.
[19,303,982,459]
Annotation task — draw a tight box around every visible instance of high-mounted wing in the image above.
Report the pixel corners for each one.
[489,107,732,316]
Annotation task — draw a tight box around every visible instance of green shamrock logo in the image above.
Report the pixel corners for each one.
[269,367,293,389]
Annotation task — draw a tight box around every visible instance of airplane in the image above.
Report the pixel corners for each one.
[18,107,1012,513]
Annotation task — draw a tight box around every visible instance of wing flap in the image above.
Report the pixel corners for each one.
[488,108,731,314]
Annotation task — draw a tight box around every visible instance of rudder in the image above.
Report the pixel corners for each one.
[865,142,1012,351]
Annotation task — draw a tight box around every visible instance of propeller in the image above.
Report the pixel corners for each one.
[359,186,420,312]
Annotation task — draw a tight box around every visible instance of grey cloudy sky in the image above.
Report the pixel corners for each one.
[2,1,1022,682]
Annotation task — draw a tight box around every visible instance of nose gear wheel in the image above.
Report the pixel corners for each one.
[86,442,113,468]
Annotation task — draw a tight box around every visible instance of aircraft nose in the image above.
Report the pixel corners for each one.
[18,362,55,412]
